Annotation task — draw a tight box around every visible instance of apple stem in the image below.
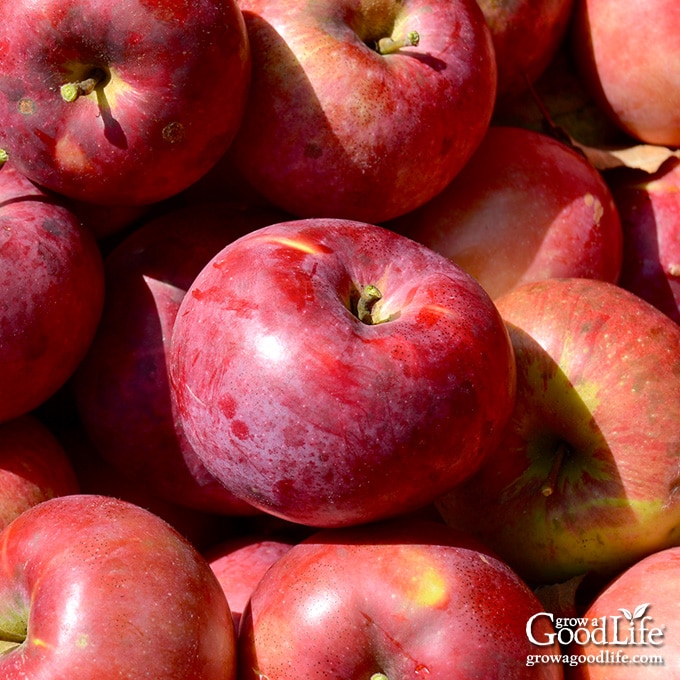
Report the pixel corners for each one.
[542,442,569,497]
[370,674,389,680]
[376,31,420,55]
[60,68,107,103]
[356,284,383,325]
[0,627,26,644]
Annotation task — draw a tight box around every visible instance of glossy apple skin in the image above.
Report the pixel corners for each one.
[390,126,623,300]
[567,547,680,679]
[0,164,104,423]
[0,495,237,678]
[609,159,680,324]
[230,0,497,223]
[170,218,516,527]
[238,519,563,679]
[437,278,680,585]
[205,534,297,631]
[0,416,79,531]
[477,0,574,97]
[570,0,680,146]
[0,0,250,206]
[72,202,285,515]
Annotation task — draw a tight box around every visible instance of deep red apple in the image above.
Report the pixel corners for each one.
[437,278,680,586]
[204,533,297,631]
[0,494,236,677]
[477,0,575,97]
[566,547,677,678]
[609,158,680,324]
[238,519,563,679]
[0,415,79,531]
[0,163,104,424]
[229,0,497,223]
[0,0,250,206]
[169,218,517,527]
[390,126,623,300]
[570,0,680,146]
[72,201,285,515]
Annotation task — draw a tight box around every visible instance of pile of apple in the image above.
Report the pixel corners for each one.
[0,0,679,677]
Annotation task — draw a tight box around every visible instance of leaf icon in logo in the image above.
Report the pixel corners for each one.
[619,608,633,621]
[633,603,650,619]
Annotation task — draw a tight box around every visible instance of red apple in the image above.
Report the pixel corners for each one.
[437,278,680,586]
[169,218,517,527]
[0,0,250,206]
[229,0,497,223]
[570,0,680,146]
[0,415,79,531]
[0,494,236,677]
[477,0,575,97]
[204,533,297,631]
[0,163,104,424]
[566,547,677,678]
[390,126,623,300]
[72,201,285,515]
[609,158,680,324]
[238,519,564,679]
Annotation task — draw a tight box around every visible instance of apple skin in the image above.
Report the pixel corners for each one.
[570,0,680,146]
[230,0,497,223]
[0,415,79,531]
[72,202,286,515]
[437,278,680,586]
[0,0,250,206]
[204,533,297,631]
[477,0,575,97]
[0,163,104,424]
[238,519,563,679]
[609,159,680,324]
[389,126,623,300]
[566,547,679,678]
[0,494,237,678]
[169,218,517,528]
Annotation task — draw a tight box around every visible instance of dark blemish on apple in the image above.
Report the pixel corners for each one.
[231,419,250,440]
[17,98,35,115]
[41,218,64,238]
[162,122,185,144]
[304,142,323,159]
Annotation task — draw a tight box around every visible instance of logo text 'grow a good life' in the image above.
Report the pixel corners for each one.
[525,603,666,669]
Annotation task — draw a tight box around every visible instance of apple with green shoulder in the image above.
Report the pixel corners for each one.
[0,0,250,206]
[169,218,516,528]
[238,519,563,679]
[0,494,237,678]
[437,277,680,586]
[230,0,497,223]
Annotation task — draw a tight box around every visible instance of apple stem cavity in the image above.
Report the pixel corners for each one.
[542,441,569,497]
[0,627,26,645]
[356,284,384,325]
[376,31,420,55]
[60,67,107,103]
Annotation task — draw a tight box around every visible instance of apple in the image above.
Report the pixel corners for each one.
[0,0,251,206]
[0,415,79,531]
[238,518,563,679]
[389,125,623,300]
[570,0,680,147]
[204,533,298,631]
[0,494,237,678]
[72,201,286,515]
[0,162,104,424]
[437,277,680,586]
[565,547,678,678]
[608,158,680,324]
[477,0,575,98]
[169,218,517,527]
[229,0,497,223]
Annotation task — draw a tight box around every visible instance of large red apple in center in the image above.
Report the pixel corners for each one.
[169,218,516,527]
